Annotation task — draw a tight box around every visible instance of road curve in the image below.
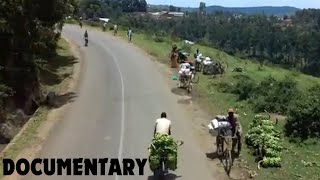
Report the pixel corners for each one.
[22,25,215,180]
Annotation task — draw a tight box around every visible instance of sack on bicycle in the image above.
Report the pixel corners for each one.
[208,117,242,154]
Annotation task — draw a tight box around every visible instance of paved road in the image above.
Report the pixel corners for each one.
[22,25,214,180]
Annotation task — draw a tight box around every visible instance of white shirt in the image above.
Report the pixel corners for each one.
[180,63,190,70]
[155,118,172,135]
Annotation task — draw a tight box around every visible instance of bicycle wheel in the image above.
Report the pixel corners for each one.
[191,73,200,83]
[160,161,165,177]
[225,150,232,175]
[187,79,192,93]
[203,64,214,75]
[199,63,203,72]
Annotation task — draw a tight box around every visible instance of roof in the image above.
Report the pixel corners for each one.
[99,18,110,23]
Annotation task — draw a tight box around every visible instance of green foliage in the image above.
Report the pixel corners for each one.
[78,0,147,20]
[149,133,178,171]
[250,76,299,114]
[229,74,257,101]
[153,35,165,43]
[220,75,299,114]
[181,43,192,53]
[245,115,283,168]
[285,84,320,141]
[0,0,77,115]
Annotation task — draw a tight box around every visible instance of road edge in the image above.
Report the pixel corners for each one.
[0,36,83,180]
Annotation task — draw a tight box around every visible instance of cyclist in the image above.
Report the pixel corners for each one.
[84,30,88,46]
[154,112,172,137]
[127,28,133,42]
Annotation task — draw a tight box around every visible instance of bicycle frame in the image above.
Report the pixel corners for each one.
[217,129,237,175]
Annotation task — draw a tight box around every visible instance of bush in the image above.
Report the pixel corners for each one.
[181,43,192,53]
[285,84,320,140]
[230,74,257,101]
[84,20,101,27]
[152,35,165,43]
[220,75,300,114]
[250,76,299,114]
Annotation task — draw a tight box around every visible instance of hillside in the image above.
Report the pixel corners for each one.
[148,4,300,16]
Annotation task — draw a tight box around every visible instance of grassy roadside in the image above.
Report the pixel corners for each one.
[0,38,75,178]
[109,29,320,179]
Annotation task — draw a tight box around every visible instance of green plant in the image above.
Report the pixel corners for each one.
[181,43,192,53]
[148,133,178,171]
[285,84,320,141]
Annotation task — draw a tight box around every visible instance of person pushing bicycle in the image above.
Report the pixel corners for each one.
[225,108,242,154]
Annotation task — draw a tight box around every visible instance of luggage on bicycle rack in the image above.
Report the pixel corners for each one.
[208,118,232,136]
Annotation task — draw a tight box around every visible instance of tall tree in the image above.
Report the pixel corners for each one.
[199,2,206,15]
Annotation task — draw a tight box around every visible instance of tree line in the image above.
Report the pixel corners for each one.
[0,0,77,141]
[78,0,147,19]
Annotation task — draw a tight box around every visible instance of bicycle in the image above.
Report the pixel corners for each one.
[191,67,200,84]
[179,74,193,93]
[216,128,238,175]
[148,140,184,179]
[203,60,228,76]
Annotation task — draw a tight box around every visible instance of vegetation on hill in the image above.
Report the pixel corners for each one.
[148,5,300,16]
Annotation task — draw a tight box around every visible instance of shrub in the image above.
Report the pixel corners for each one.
[250,76,299,114]
[152,35,165,43]
[285,84,320,141]
[230,74,257,101]
[220,75,300,114]
[181,43,192,53]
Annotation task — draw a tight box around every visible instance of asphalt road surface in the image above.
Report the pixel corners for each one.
[22,25,215,180]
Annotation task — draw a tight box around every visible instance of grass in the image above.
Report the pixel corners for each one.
[0,107,49,178]
[109,28,320,179]
[0,38,75,178]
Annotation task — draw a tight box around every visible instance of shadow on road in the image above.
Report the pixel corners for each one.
[147,173,182,180]
[177,97,192,105]
[206,152,220,160]
[39,53,78,86]
[52,92,78,108]
[171,87,192,97]
[206,151,241,177]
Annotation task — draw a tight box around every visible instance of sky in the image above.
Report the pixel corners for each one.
[146,0,320,9]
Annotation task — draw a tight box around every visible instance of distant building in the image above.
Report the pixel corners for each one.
[148,11,184,20]
[275,18,293,28]
[281,19,293,27]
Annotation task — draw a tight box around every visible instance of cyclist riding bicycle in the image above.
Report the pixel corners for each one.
[84,30,88,45]
[178,61,193,87]
[154,112,172,137]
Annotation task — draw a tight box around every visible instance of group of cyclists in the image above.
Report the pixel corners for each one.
[80,20,133,46]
